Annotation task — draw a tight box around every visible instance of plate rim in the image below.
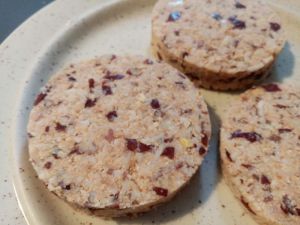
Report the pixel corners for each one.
[4,0,300,224]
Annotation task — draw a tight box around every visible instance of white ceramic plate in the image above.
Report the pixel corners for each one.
[3,0,300,224]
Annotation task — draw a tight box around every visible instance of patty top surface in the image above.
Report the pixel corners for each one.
[221,83,300,224]
[152,0,285,75]
[28,55,211,210]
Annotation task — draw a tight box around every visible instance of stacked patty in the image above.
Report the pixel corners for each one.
[152,0,285,90]
[27,55,211,217]
[221,84,300,225]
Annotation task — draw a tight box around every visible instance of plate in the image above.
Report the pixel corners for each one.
[6,0,300,224]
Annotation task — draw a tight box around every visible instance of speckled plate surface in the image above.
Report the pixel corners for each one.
[1,0,299,224]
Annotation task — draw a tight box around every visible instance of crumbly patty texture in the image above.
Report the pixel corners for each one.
[152,0,285,90]
[28,55,211,216]
[221,83,300,225]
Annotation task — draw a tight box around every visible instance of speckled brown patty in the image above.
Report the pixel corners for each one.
[221,83,300,225]
[152,0,286,90]
[27,55,211,217]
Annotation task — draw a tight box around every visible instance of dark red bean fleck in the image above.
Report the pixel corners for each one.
[68,76,76,81]
[138,142,153,152]
[164,138,173,143]
[126,139,138,151]
[102,84,113,95]
[107,168,114,175]
[231,130,262,143]
[89,78,95,89]
[226,150,233,162]
[126,139,153,153]
[201,133,209,146]
[241,164,253,169]
[253,174,260,181]
[199,147,206,156]
[161,147,175,159]
[274,104,288,109]
[52,152,60,159]
[144,59,154,65]
[68,146,83,155]
[126,69,132,75]
[55,123,67,132]
[262,83,281,92]
[59,181,71,190]
[104,74,125,81]
[228,16,246,29]
[270,22,281,32]
[151,99,160,109]
[174,30,180,36]
[269,135,281,142]
[106,111,118,122]
[182,52,189,58]
[28,133,34,138]
[235,2,246,8]
[153,187,168,197]
[44,161,52,169]
[264,196,273,202]
[176,162,184,170]
[278,128,292,133]
[261,175,271,185]
[167,11,181,22]
[241,196,256,215]
[281,204,289,215]
[45,126,50,132]
[84,98,97,108]
[183,109,192,114]
[34,93,47,106]
[280,195,298,215]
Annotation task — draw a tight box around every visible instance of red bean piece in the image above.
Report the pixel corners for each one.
[153,187,168,197]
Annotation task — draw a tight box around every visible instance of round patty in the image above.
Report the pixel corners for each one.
[221,83,300,225]
[152,0,286,90]
[27,55,211,217]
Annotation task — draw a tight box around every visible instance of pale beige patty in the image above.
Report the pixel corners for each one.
[152,0,285,90]
[221,83,300,225]
[27,55,211,217]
